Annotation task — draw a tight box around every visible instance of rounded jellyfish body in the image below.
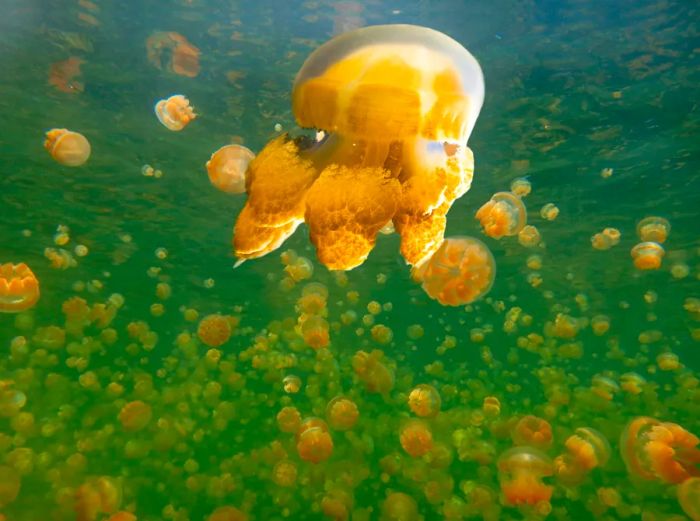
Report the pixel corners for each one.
[44,128,91,166]
[636,216,670,243]
[475,191,527,239]
[206,144,255,194]
[631,241,665,270]
[232,25,485,272]
[0,263,40,313]
[154,95,196,131]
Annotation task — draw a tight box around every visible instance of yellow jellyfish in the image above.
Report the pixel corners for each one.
[326,396,359,430]
[408,384,441,418]
[412,236,495,306]
[44,128,91,166]
[154,95,196,131]
[276,406,302,433]
[207,506,248,521]
[206,145,255,194]
[475,192,527,239]
[630,241,665,270]
[282,375,302,394]
[0,263,40,313]
[497,447,553,507]
[678,477,700,521]
[636,216,670,243]
[197,314,232,347]
[517,225,541,248]
[232,24,484,270]
[539,203,559,221]
[511,415,553,450]
[296,417,333,464]
[400,419,433,457]
[510,177,532,197]
[118,400,152,432]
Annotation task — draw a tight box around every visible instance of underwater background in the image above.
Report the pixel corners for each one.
[0,0,699,519]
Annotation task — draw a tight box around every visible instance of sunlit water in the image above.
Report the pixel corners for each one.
[0,0,699,520]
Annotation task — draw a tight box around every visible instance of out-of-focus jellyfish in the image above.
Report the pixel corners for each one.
[412,236,495,306]
[206,145,255,194]
[277,406,302,433]
[197,314,232,347]
[631,242,665,270]
[45,128,91,166]
[483,396,501,418]
[232,24,484,271]
[620,372,646,395]
[272,460,298,487]
[590,315,610,336]
[48,56,84,94]
[637,216,670,243]
[0,465,20,507]
[352,350,394,394]
[146,32,200,77]
[621,417,700,484]
[301,315,330,349]
[296,417,333,464]
[408,384,441,418]
[118,400,152,432]
[154,95,196,131]
[517,225,541,248]
[400,419,433,457]
[0,263,40,313]
[539,203,559,221]
[105,513,136,521]
[207,506,248,521]
[326,396,359,430]
[381,492,420,521]
[678,477,700,521]
[475,192,527,239]
[510,177,531,197]
[497,447,554,508]
[282,375,302,394]
[511,415,553,450]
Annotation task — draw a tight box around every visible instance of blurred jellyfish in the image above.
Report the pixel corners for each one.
[517,225,541,248]
[207,506,248,521]
[539,203,559,221]
[678,477,700,521]
[282,375,302,394]
[154,95,196,131]
[408,384,441,418]
[631,242,665,270]
[381,492,420,521]
[146,31,200,77]
[0,263,40,313]
[197,314,232,347]
[511,415,553,450]
[636,216,670,243]
[326,396,359,430]
[232,24,484,270]
[510,177,531,197]
[296,417,333,464]
[475,192,527,239]
[412,236,495,306]
[48,56,84,94]
[400,419,433,457]
[497,447,554,508]
[118,401,152,432]
[206,145,255,194]
[45,128,91,166]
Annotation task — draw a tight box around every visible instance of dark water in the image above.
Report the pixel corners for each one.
[0,0,699,520]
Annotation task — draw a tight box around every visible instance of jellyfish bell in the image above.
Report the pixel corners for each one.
[630,241,665,270]
[475,192,527,239]
[412,236,496,306]
[232,24,485,271]
[0,263,40,313]
[44,128,91,166]
[497,446,554,507]
[154,95,196,131]
[636,216,670,244]
[206,145,255,194]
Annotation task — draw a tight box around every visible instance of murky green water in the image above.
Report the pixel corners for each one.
[0,0,699,520]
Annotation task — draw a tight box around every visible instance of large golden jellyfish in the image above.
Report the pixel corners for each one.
[232,24,484,271]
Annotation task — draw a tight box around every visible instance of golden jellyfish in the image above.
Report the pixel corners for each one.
[206,145,255,194]
[381,492,420,521]
[631,241,665,270]
[44,128,91,166]
[637,216,670,243]
[497,447,554,507]
[555,427,610,485]
[400,419,434,457]
[0,263,40,313]
[407,384,441,418]
[106,513,136,521]
[118,400,152,432]
[301,314,330,349]
[154,95,196,131]
[326,396,359,430]
[475,192,527,239]
[232,24,484,270]
[511,415,553,450]
[197,314,232,347]
[412,236,495,306]
[621,416,700,484]
[48,56,84,94]
[276,406,302,433]
[145,31,200,77]
[620,372,646,395]
[539,203,559,221]
[510,177,531,197]
[296,417,333,464]
[678,477,700,521]
[517,225,541,248]
[207,506,248,521]
[272,460,298,487]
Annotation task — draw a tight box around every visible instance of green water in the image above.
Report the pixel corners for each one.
[0,0,699,520]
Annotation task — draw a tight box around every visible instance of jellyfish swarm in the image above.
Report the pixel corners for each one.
[232,24,484,271]
[0,263,40,313]
[412,236,495,306]
[206,145,255,194]
[45,129,91,166]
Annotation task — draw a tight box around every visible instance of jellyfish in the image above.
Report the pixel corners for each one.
[44,128,91,166]
[272,460,298,487]
[678,477,700,521]
[621,417,700,484]
[517,225,541,248]
[145,31,200,77]
[555,427,610,486]
[300,315,330,349]
[631,242,665,270]
[0,263,40,313]
[48,56,84,94]
[206,144,255,194]
[232,24,484,271]
[118,400,152,432]
[637,216,670,243]
[296,417,333,464]
[282,375,302,394]
[539,203,559,221]
[408,384,441,418]
[400,419,433,457]
[381,492,420,521]
[207,506,248,521]
[497,447,554,508]
[277,406,302,433]
[0,466,20,507]
[326,396,359,430]
[154,95,196,131]
[475,192,527,239]
[412,236,495,306]
[511,415,553,450]
[510,177,531,197]
[197,314,232,347]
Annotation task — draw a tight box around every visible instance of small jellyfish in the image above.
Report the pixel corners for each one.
[412,236,496,306]
[511,415,553,450]
[0,465,20,507]
[407,384,441,418]
[206,145,255,194]
[400,419,433,457]
[276,406,302,433]
[482,396,501,417]
[590,315,610,336]
[197,314,232,347]
[326,396,359,430]
[272,460,298,487]
[0,263,40,313]
[517,225,541,248]
[539,203,559,221]
[510,177,531,197]
[475,192,527,239]
[154,95,196,131]
[301,315,330,349]
[44,128,91,166]
[620,372,646,395]
[296,418,333,464]
[381,492,419,521]
[636,216,670,243]
[497,447,554,507]
[631,242,665,270]
[559,427,610,477]
[282,375,302,394]
[118,400,152,432]
[602,227,621,245]
[207,506,248,521]
[678,477,700,521]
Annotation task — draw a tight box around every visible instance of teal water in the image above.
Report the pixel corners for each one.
[0,0,699,520]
